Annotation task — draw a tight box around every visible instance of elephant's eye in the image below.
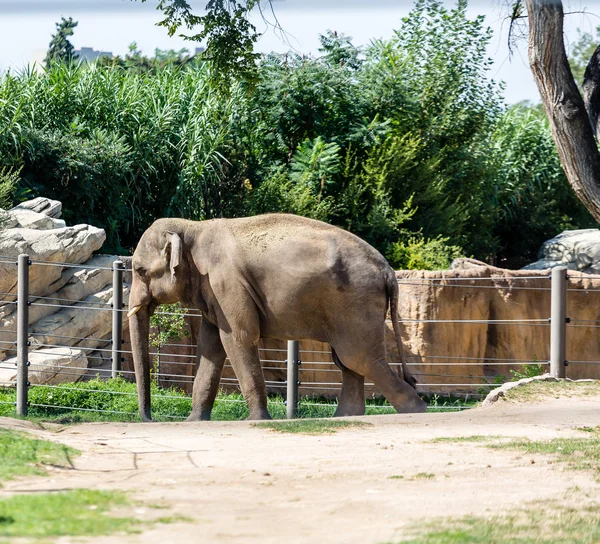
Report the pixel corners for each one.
[135,266,146,278]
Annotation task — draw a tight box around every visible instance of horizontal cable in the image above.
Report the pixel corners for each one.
[393,318,549,324]
[28,383,191,401]
[29,332,110,343]
[29,402,136,415]
[397,275,550,282]
[568,288,600,293]
[30,294,113,307]
[397,282,551,291]
[30,260,132,272]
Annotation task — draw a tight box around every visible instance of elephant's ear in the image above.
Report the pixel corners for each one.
[165,231,182,279]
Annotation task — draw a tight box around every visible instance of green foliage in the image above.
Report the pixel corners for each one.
[142,0,260,86]
[0,429,78,481]
[509,354,545,381]
[0,490,140,538]
[150,304,190,349]
[489,104,595,268]
[0,166,19,210]
[569,25,600,86]
[44,17,78,69]
[387,234,465,270]
[0,0,592,264]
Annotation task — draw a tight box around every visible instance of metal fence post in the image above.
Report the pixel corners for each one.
[550,266,567,379]
[16,254,30,416]
[111,260,124,379]
[286,340,300,419]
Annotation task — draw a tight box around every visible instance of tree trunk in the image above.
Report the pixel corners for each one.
[526,0,600,223]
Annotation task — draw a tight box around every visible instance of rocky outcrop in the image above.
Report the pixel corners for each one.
[0,198,129,383]
[524,229,600,273]
[0,348,89,385]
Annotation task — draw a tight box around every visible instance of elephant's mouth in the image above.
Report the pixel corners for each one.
[127,305,143,318]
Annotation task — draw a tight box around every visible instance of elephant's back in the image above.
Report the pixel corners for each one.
[226,213,391,292]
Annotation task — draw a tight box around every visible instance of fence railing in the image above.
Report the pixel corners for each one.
[0,253,587,420]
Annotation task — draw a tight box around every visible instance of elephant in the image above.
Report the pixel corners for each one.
[127,213,427,422]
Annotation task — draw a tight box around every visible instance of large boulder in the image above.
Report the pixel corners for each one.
[9,208,66,230]
[0,224,106,297]
[523,229,600,273]
[11,197,62,219]
[0,347,88,385]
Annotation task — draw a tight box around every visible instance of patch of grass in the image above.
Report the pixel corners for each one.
[490,434,600,473]
[255,419,371,434]
[0,379,473,423]
[0,429,79,482]
[411,472,435,480]
[389,475,404,479]
[155,515,194,524]
[502,380,600,403]
[0,489,140,538]
[400,499,600,544]
[430,429,600,475]
[429,435,502,444]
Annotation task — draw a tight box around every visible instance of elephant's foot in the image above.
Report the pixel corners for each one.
[393,396,427,414]
[186,409,212,422]
[246,408,272,420]
[333,403,365,417]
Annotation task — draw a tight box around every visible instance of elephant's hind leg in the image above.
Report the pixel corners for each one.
[333,324,426,414]
[188,319,227,421]
[332,348,365,417]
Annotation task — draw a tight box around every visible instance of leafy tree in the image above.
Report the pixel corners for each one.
[141,0,260,85]
[44,17,78,69]
[568,25,600,85]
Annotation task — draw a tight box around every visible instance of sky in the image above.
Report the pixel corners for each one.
[0,0,599,104]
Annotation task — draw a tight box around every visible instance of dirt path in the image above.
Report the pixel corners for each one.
[2,396,600,543]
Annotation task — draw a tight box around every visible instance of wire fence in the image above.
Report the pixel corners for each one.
[0,255,595,420]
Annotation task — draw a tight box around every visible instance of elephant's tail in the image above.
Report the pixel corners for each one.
[387,271,418,389]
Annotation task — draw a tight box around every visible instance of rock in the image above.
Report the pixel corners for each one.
[0,224,106,298]
[29,284,130,353]
[0,255,120,360]
[1,347,88,385]
[523,229,600,273]
[9,208,66,230]
[480,374,557,406]
[12,197,62,219]
[0,209,19,229]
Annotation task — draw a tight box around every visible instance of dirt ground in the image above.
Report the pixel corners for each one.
[2,394,600,544]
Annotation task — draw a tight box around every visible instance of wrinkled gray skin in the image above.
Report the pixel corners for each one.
[128,214,426,422]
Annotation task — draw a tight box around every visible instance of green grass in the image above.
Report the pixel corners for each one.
[429,428,600,474]
[410,472,435,480]
[0,429,79,482]
[254,419,371,434]
[399,499,600,544]
[501,380,600,403]
[0,489,140,538]
[489,430,600,473]
[429,435,503,444]
[0,378,472,423]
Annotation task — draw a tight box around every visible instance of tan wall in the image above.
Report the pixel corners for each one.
[123,261,600,398]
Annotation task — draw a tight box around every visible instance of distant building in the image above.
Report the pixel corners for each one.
[75,47,113,62]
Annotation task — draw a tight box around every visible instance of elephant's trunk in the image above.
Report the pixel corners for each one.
[129,306,152,422]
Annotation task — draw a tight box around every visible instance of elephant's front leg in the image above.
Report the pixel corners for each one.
[187,320,226,421]
[220,331,271,420]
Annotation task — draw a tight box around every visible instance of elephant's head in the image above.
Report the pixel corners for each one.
[128,221,188,421]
